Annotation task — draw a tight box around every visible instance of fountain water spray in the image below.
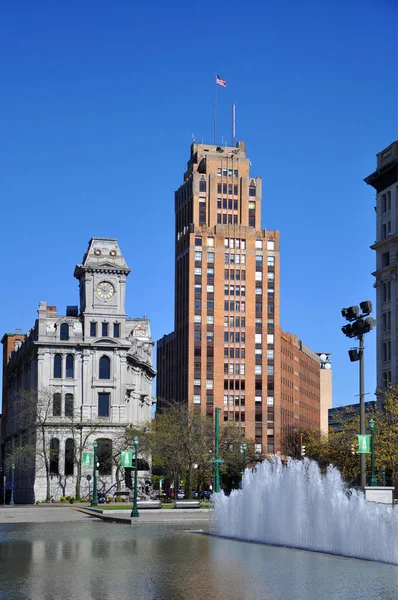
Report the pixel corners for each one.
[210,458,398,565]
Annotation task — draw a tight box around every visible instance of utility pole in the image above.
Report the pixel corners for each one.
[91,441,98,507]
[213,408,223,492]
[359,334,366,488]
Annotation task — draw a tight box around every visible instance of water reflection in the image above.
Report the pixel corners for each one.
[0,522,397,600]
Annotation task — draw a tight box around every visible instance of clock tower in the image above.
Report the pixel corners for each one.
[74,237,131,340]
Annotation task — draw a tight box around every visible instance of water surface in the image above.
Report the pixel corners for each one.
[1,520,397,600]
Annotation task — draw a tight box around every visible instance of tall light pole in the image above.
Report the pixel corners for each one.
[369,418,378,487]
[91,441,98,507]
[131,436,140,518]
[213,407,223,493]
[341,300,376,488]
[9,464,15,506]
[241,442,247,474]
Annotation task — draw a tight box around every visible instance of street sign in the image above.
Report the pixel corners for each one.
[82,452,93,467]
[121,450,133,467]
[357,434,371,454]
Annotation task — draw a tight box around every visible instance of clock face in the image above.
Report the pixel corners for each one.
[96,281,115,300]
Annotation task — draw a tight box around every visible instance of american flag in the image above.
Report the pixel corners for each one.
[216,74,227,88]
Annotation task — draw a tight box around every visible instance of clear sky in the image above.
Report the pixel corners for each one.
[1,1,396,410]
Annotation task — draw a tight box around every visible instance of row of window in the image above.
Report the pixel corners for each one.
[224,269,246,280]
[51,391,111,417]
[217,214,239,225]
[224,285,246,296]
[59,322,120,340]
[53,355,111,379]
[224,348,246,358]
[49,438,112,476]
[382,341,391,362]
[217,183,239,195]
[217,168,239,177]
[193,237,275,252]
[224,254,247,265]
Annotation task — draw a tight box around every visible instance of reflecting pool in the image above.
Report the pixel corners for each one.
[1,520,397,600]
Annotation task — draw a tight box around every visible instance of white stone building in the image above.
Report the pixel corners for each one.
[365,141,398,406]
[1,238,155,503]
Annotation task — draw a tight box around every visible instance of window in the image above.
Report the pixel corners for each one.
[60,323,69,341]
[98,392,110,417]
[113,323,120,338]
[207,237,214,247]
[207,252,214,263]
[255,272,263,281]
[249,185,256,197]
[50,438,59,475]
[195,299,201,311]
[267,396,274,407]
[267,334,274,345]
[66,354,74,378]
[206,380,213,389]
[194,315,202,324]
[194,330,201,342]
[65,393,74,417]
[255,333,262,344]
[267,349,274,360]
[199,180,206,192]
[255,365,262,375]
[255,240,263,250]
[207,315,214,325]
[195,267,202,276]
[97,438,113,475]
[382,252,390,267]
[256,255,263,267]
[267,272,275,282]
[267,240,275,251]
[195,284,202,293]
[207,267,214,278]
[194,379,201,387]
[382,281,391,302]
[90,322,97,337]
[255,348,262,358]
[195,251,202,261]
[267,256,275,267]
[207,284,214,293]
[65,439,74,476]
[53,393,61,416]
[382,341,391,362]
[193,395,201,404]
[382,311,391,332]
[99,355,111,379]
[268,365,274,376]
[195,237,202,246]
[102,322,109,337]
[54,354,62,378]
[207,300,214,311]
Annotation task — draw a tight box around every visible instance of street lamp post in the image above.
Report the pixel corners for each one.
[131,436,140,518]
[9,464,15,506]
[241,442,247,474]
[341,301,376,488]
[369,418,377,486]
[91,441,98,507]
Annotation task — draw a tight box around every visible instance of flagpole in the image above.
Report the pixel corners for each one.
[214,73,217,145]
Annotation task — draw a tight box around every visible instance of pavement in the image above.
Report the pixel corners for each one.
[0,505,210,525]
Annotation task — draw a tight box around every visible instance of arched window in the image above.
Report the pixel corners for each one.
[99,356,111,379]
[60,323,69,341]
[66,354,74,378]
[96,439,112,475]
[50,438,60,474]
[53,393,61,416]
[65,439,74,476]
[65,393,74,417]
[54,354,62,378]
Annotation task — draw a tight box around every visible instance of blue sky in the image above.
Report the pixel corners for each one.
[1,1,396,409]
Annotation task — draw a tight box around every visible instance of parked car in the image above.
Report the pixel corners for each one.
[198,490,213,500]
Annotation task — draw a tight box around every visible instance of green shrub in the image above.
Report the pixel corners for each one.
[60,496,66,503]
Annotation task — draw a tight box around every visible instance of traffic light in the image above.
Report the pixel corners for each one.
[348,349,360,362]
[341,305,359,321]
[360,300,372,315]
[300,445,306,457]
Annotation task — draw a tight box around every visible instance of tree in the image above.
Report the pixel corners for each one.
[65,407,98,501]
[6,387,59,502]
[374,385,398,485]
[112,422,152,494]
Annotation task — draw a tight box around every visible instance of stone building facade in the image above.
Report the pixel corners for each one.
[365,141,398,406]
[1,238,155,503]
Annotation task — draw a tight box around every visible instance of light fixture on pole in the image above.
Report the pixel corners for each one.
[369,418,377,487]
[9,464,15,506]
[131,436,140,518]
[341,300,376,488]
[91,441,98,507]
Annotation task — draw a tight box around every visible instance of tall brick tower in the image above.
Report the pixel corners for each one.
[157,141,281,454]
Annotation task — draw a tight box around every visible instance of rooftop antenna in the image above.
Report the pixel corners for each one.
[232,104,236,146]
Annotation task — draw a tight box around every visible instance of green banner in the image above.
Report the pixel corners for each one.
[121,450,133,467]
[82,452,93,467]
[357,434,371,454]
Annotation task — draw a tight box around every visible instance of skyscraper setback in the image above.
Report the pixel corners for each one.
[157,141,330,454]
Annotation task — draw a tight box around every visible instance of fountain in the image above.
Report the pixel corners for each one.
[210,458,398,565]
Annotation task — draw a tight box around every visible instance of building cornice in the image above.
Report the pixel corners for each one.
[364,159,398,192]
